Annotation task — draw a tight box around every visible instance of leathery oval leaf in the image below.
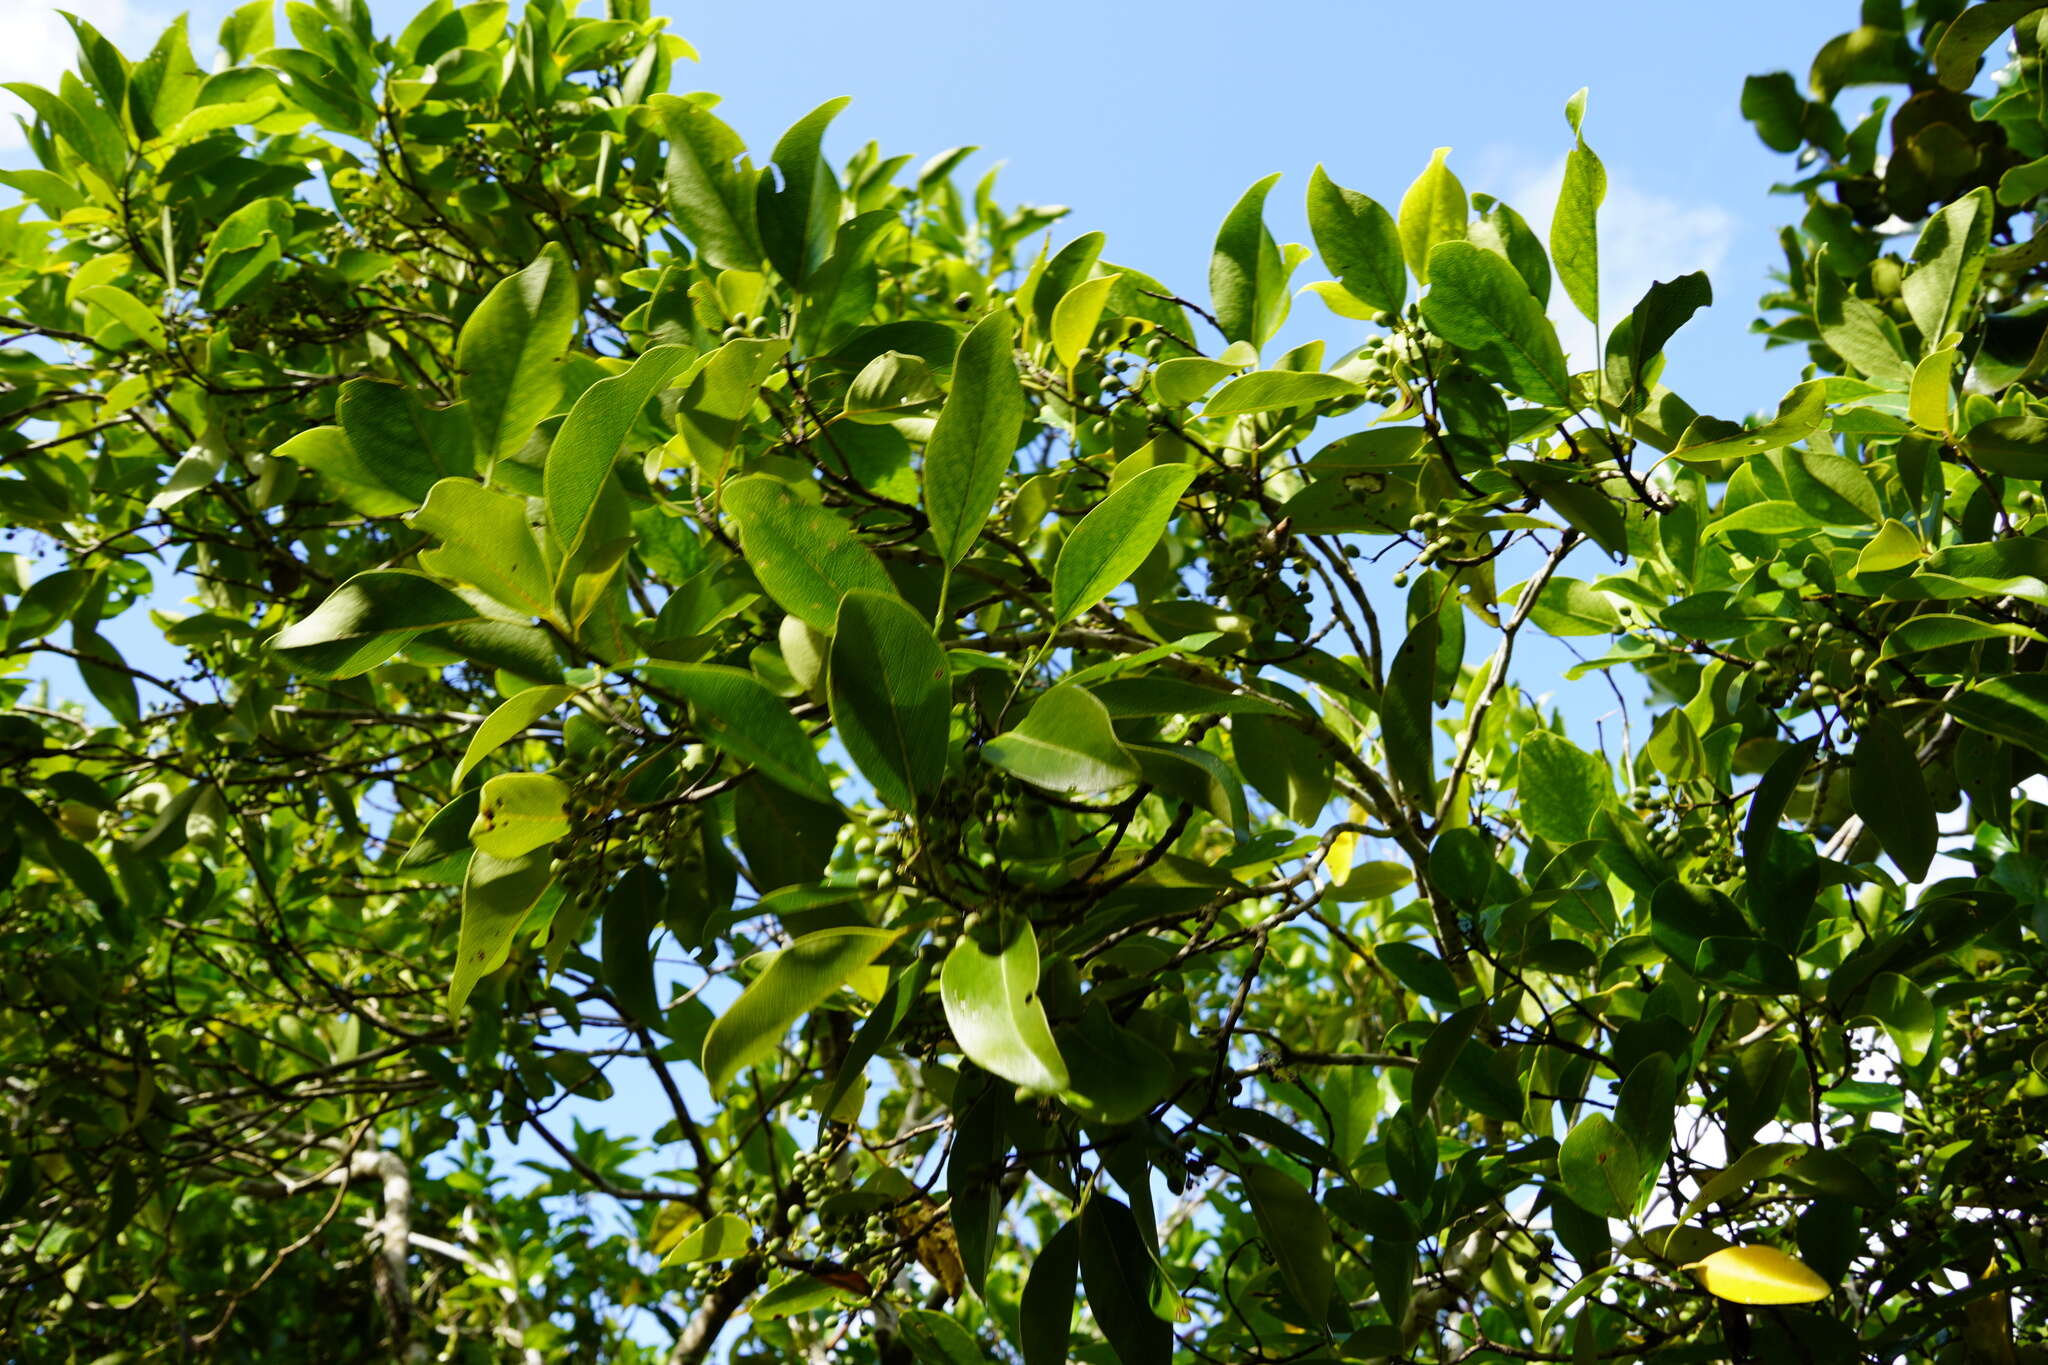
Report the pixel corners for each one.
[1682,1244,1832,1305]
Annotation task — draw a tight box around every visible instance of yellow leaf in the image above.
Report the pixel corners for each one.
[1681,1244,1831,1305]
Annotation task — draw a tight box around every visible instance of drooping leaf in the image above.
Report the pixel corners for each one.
[269,571,485,679]
[639,663,835,804]
[981,685,1140,796]
[700,926,901,1096]
[1077,1196,1171,1365]
[453,685,578,789]
[448,847,553,1014]
[940,923,1069,1094]
[829,588,951,811]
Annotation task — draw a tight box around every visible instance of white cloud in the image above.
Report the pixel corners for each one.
[1,0,149,151]
[1499,156,1739,370]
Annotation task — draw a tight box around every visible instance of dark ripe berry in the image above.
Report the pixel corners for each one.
[953,292,974,311]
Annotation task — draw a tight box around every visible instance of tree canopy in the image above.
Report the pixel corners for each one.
[3,0,2048,1361]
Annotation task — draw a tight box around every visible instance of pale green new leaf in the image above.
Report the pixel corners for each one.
[1051,272,1120,372]
[1398,147,1467,284]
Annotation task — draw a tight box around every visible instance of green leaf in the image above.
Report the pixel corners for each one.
[751,1272,866,1318]
[469,772,569,859]
[409,478,556,622]
[1059,1001,1176,1123]
[897,1309,985,1365]
[401,790,480,874]
[458,243,579,470]
[639,663,834,804]
[196,197,291,309]
[1850,715,1936,881]
[1558,1112,1644,1219]
[1880,613,2045,658]
[1812,253,1913,382]
[1604,273,1712,411]
[659,1212,751,1266]
[1020,1219,1081,1365]
[1933,1,2048,89]
[1382,612,1439,805]
[1860,972,1936,1066]
[1909,346,1957,433]
[756,96,849,290]
[722,474,896,632]
[602,863,665,1026]
[1077,1196,1171,1365]
[1552,111,1605,327]
[1673,380,1829,462]
[269,571,484,679]
[454,685,578,789]
[922,310,1027,569]
[449,847,553,1014]
[1950,673,2048,757]
[1902,188,1993,350]
[1203,370,1359,417]
[829,588,951,811]
[652,95,760,271]
[1305,165,1405,315]
[844,350,942,423]
[700,926,901,1096]
[1376,941,1461,1006]
[1233,711,1333,824]
[940,922,1069,1094]
[1151,342,1256,406]
[1421,241,1570,406]
[1052,463,1197,622]
[1398,147,1467,285]
[1051,272,1120,372]
[545,345,692,568]
[1519,730,1612,844]
[1242,1161,1334,1318]
[75,285,164,353]
[335,378,473,505]
[1857,518,1925,574]
[1210,173,1290,347]
[982,685,1140,796]
[1695,936,1800,995]
[673,337,787,479]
